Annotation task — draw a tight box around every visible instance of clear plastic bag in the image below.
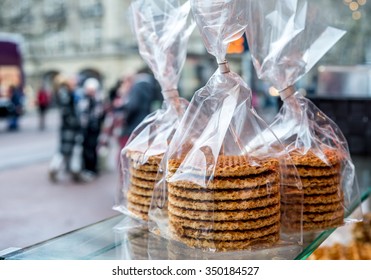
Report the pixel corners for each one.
[113,216,148,259]
[149,0,303,253]
[245,0,362,232]
[113,0,195,221]
[113,216,170,260]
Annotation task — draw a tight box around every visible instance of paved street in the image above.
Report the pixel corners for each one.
[0,110,57,171]
[0,109,119,251]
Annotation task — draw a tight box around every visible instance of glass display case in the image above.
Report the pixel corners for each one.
[1,188,369,260]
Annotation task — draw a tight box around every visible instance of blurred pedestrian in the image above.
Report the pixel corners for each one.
[118,67,161,148]
[7,85,24,131]
[35,85,51,130]
[49,76,82,182]
[99,76,132,152]
[0,79,9,118]
[78,78,105,181]
[0,79,3,97]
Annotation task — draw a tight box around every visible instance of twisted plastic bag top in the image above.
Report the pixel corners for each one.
[149,0,303,252]
[191,0,247,63]
[113,0,195,221]
[245,0,362,228]
[130,0,195,99]
[245,0,345,91]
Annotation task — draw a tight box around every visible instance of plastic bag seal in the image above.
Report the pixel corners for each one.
[279,85,296,101]
[162,89,179,101]
[218,60,231,74]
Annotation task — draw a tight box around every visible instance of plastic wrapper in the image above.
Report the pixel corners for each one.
[113,0,195,221]
[114,216,169,260]
[149,0,303,253]
[245,0,362,232]
[113,216,148,259]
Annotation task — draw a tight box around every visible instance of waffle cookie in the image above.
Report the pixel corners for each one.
[124,229,169,260]
[168,155,279,177]
[281,148,344,232]
[284,183,339,195]
[130,168,161,181]
[285,164,341,177]
[308,242,371,260]
[127,151,163,166]
[169,212,280,231]
[282,201,343,213]
[309,214,371,260]
[283,217,344,231]
[171,232,280,251]
[167,171,279,190]
[281,190,343,204]
[126,151,163,221]
[168,203,280,221]
[167,155,280,251]
[168,183,279,201]
[124,229,149,260]
[289,149,341,167]
[352,213,371,243]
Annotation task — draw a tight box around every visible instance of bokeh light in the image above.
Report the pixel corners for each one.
[352,10,362,20]
[349,1,359,11]
[269,87,279,97]
[357,0,367,6]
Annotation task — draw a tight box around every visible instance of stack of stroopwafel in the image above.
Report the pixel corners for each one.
[281,148,344,231]
[126,151,163,221]
[167,155,280,251]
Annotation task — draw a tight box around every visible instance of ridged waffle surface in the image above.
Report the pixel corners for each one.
[282,148,344,232]
[167,155,280,251]
[168,155,279,177]
[126,152,162,221]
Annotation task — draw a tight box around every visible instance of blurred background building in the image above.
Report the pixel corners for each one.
[0,0,205,105]
[0,0,370,106]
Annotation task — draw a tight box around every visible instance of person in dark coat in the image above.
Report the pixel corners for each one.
[78,78,105,180]
[7,85,24,131]
[49,77,82,181]
[118,67,161,147]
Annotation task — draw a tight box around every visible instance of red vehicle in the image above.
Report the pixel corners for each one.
[0,33,24,119]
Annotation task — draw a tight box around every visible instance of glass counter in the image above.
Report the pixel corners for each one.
[1,188,369,260]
